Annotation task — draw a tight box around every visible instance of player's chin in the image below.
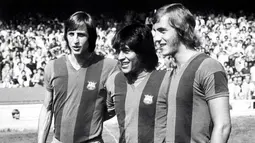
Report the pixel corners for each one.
[120,68,131,74]
[162,52,170,57]
[72,50,82,55]
[162,49,173,57]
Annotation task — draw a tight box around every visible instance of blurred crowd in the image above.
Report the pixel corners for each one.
[194,11,255,100]
[0,11,255,100]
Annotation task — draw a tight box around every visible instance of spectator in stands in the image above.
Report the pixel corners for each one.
[228,75,236,100]
[49,38,60,50]
[241,61,250,75]
[0,7,254,95]
[26,57,37,75]
[1,61,13,88]
[231,76,243,99]
[18,70,31,87]
[250,63,255,82]
[235,54,246,72]
[241,74,255,99]
[0,51,3,81]
[31,68,44,86]
[218,50,229,66]
[225,63,234,75]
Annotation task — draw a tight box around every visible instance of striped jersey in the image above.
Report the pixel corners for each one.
[44,54,118,143]
[166,53,229,143]
[107,70,171,143]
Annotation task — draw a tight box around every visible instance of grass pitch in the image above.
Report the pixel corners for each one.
[0,116,254,143]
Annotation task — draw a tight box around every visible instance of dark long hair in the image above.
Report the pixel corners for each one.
[64,11,97,52]
[112,23,158,71]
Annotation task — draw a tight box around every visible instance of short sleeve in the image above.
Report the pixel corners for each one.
[44,60,54,92]
[198,58,229,101]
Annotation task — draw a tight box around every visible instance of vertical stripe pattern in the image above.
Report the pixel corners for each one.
[175,54,208,143]
[154,71,171,143]
[73,59,104,141]
[138,70,166,143]
[53,57,68,140]
[114,73,127,143]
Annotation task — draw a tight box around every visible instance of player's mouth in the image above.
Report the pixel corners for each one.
[159,43,167,47]
[72,46,81,51]
[120,62,129,68]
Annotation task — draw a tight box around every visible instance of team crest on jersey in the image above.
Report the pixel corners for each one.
[143,94,153,105]
[87,81,97,90]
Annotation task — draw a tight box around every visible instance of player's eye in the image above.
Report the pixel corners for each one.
[77,33,87,37]
[68,32,74,36]
[121,48,131,54]
[157,28,167,34]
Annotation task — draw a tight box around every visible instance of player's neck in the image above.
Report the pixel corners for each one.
[126,70,150,87]
[68,52,94,69]
[174,47,198,68]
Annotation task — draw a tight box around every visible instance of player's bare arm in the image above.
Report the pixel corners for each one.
[209,97,231,143]
[38,90,53,143]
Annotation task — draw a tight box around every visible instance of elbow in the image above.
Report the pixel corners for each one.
[223,122,232,135]
[217,121,232,137]
[223,123,232,135]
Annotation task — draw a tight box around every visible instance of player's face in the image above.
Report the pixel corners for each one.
[117,45,140,74]
[152,14,180,57]
[67,26,89,55]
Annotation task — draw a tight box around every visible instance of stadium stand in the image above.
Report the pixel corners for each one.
[0,11,254,107]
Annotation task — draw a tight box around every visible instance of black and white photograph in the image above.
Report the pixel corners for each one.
[0,0,254,143]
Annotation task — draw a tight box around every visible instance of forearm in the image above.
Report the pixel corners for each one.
[210,123,231,143]
[208,96,232,143]
[37,106,53,143]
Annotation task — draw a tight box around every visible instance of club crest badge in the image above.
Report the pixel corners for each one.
[87,81,97,90]
[143,94,153,105]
